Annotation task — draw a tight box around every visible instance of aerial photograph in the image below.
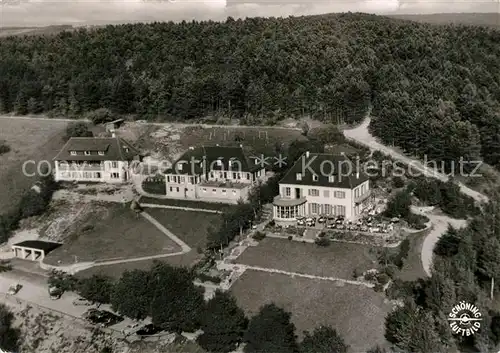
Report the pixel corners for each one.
[0,0,499,352]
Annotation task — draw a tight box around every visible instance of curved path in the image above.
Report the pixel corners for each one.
[411,207,467,276]
[344,116,488,277]
[344,117,488,204]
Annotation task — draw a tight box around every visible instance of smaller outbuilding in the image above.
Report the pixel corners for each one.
[12,240,61,261]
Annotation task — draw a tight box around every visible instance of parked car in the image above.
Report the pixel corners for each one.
[7,284,22,295]
[83,309,123,327]
[360,225,369,232]
[73,298,93,306]
[317,217,327,223]
[136,324,163,336]
[296,217,305,226]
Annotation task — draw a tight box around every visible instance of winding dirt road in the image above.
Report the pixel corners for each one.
[344,117,488,276]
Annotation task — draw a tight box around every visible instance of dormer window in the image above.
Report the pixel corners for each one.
[178,163,183,171]
[84,151,91,156]
[328,175,335,183]
[296,173,302,181]
[98,151,104,156]
[312,174,318,181]
[70,151,77,156]
[124,147,129,153]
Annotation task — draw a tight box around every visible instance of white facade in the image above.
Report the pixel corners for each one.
[273,179,371,221]
[54,160,130,183]
[164,167,266,204]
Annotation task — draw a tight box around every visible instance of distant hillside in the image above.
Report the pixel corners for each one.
[0,25,74,38]
[389,13,500,28]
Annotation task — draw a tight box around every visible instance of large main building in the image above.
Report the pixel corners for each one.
[272,152,371,221]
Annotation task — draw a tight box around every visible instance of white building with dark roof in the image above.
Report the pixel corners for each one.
[272,151,372,221]
[164,145,267,204]
[53,137,140,183]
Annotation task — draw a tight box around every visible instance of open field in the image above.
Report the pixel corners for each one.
[0,117,69,214]
[389,13,500,28]
[0,25,74,37]
[178,125,305,155]
[145,208,222,249]
[139,196,230,211]
[44,203,181,265]
[236,238,378,280]
[121,122,306,162]
[231,270,392,352]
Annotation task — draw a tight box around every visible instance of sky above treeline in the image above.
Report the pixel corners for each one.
[0,0,498,28]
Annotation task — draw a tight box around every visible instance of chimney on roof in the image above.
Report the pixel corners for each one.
[305,151,310,158]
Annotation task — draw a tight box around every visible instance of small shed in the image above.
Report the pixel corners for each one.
[12,240,61,261]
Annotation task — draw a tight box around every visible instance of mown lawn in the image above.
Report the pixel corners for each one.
[44,203,181,266]
[236,237,378,280]
[145,208,222,249]
[231,270,392,352]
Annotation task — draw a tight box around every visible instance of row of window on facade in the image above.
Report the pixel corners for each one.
[178,159,240,170]
[275,203,346,219]
[296,174,340,182]
[68,147,129,156]
[284,187,346,199]
[210,171,250,180]
[167,172,252,184]
[59,172,120,179]
[354,183,368,198]
[60,161,120,168]
[168,186,238,195]
[202,188,237,195]
[167,175,198,184]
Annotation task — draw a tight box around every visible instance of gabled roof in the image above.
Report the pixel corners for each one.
[53,137,139,161]
[165,146,261,176]
[279,152,368,189]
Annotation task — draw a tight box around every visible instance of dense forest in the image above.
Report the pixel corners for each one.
[0,13,500,168]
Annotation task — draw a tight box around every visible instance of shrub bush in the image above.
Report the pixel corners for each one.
[392,176,405,188]
[364,271,377,281]
[352,268,362,279]
[287,235,293,241]
[0,143,11,155]
[196,273,221,284]
[373,283,384,292]
[382,264,398,279]
[142,178,167,195]
[377,273,390,285]
[85,108,117,125]
[252,231,266,241]
[315,236,330,247]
